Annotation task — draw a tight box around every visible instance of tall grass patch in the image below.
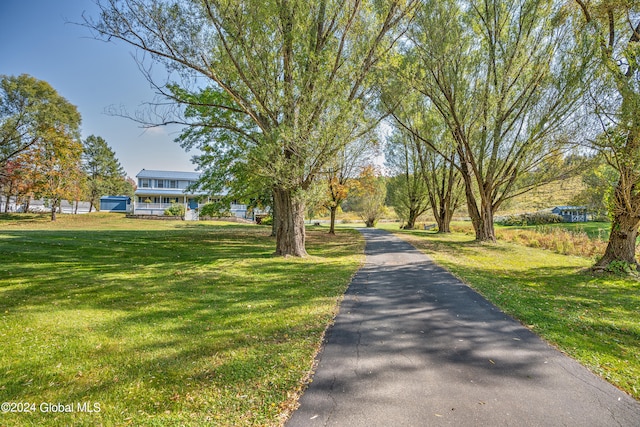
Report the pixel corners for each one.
[496,226,607,258]
[0,214,364,426]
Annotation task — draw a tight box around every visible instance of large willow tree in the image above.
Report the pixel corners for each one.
[573,1,640,269]
[395,0,590,242]
[86,0,415,256]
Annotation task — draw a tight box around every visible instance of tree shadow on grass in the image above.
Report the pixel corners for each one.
[0,226,363,424]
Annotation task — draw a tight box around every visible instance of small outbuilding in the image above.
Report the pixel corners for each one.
[551,206,587,223]
[100,196,131,213]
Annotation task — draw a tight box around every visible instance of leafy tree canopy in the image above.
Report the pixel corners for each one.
[1,74,81,167]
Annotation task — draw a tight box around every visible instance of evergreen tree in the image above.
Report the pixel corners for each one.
[82,135,128,212]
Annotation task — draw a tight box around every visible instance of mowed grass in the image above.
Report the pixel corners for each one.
[381,224,640,400]
[0,213,364,426]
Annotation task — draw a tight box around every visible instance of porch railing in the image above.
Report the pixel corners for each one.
[135,203,188,210]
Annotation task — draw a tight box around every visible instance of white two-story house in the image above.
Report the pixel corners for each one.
[134,169,250,219]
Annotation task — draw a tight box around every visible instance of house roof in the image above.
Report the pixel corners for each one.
[100,196,131,200]
[136,169,201,180]
[552,206,587,211]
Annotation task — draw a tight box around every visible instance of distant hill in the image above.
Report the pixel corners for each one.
[497,176,585,215]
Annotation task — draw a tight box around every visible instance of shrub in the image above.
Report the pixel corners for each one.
[605,260,638,275]
[200,202,232,218]
[260,215,273,225]
[496,212,563,226]
[592,214,609,222]
[164,203,185,217]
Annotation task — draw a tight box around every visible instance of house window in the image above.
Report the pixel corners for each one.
[157,180,164,188]
[140,179,150,188]
[168,180,178,188]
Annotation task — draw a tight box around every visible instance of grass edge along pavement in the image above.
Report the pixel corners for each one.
[385,225,640,401]
[0,213,364,426]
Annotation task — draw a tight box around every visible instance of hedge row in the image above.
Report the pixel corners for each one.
[496,212,564,226]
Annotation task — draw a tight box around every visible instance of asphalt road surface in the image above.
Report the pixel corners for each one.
[286,228,640,426]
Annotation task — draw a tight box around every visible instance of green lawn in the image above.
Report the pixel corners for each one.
[384,225,640,400]
[0,213,364,426]
[4,213,638,426]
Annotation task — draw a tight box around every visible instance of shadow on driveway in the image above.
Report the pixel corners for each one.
[287,229,640,426]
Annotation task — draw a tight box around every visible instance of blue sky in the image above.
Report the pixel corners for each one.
[0,0,197,178]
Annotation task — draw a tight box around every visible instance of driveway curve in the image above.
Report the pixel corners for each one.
[286,228,640,426]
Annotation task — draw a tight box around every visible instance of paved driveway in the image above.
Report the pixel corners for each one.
[287,228,640,426]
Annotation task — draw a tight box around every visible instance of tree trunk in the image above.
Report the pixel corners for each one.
[435,215,450,233]
[270,191,278,237]
[465,193,496,241]
[4,194,9,213]
[461,174,488,241]
[50,200,57,221]
[404,209,418,229]
[595,213,640,268]
[273,187,308,257]
[435,199,453,233]
[461,166,496,241]
[89,201,94,213]
[477,196,496,241]
[329,205,337,234]
[427,175,458,234]
[594,176,640,269]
